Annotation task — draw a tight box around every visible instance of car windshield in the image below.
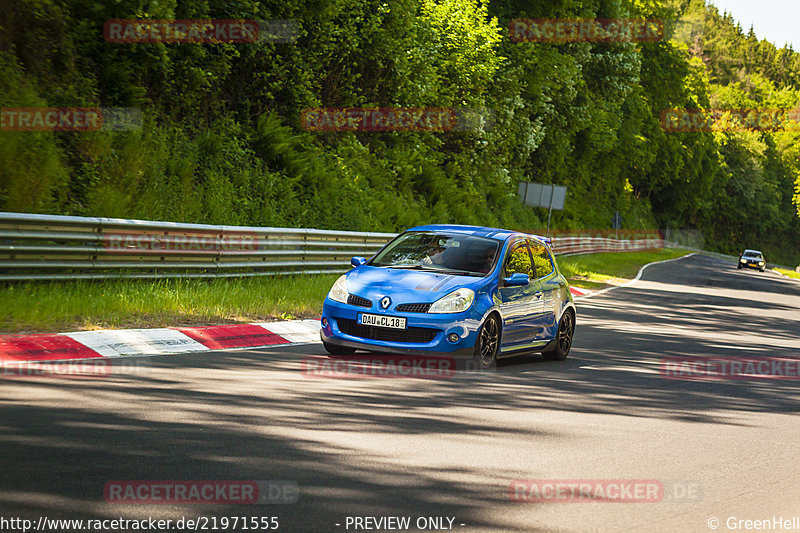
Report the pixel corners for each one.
[744,251,763,259]
[370,232,500,276]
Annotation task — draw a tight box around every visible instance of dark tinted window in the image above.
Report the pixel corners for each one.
[529,240,554,279]
[503,241,533,279]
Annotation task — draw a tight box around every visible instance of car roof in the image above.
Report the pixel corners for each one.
[404,224,523,241]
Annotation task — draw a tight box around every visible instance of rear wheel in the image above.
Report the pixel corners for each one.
[323,341,356,355]
[542,310,575,361]
[473,315,500,369]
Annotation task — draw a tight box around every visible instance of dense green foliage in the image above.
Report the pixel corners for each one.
[1,0,798,263]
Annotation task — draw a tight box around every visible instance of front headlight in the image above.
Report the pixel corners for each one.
[759,261,765,265]
[740,259,746,263]
[328,275,349,303]
[429,288,475,314]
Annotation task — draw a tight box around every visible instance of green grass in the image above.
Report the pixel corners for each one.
[775,268,800,280]
[557,248,691,291]
[0,248,692,334]
[0,275,340,334]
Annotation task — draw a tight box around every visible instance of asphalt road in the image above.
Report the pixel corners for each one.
[1,253,799,533]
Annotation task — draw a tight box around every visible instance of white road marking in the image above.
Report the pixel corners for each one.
[255,319,320,344]
[61,329,208,357]
[578,365,661,375]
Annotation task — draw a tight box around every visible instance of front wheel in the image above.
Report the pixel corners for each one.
[542,310,575,361]
[473,315,500,369]
[323,341,356,355]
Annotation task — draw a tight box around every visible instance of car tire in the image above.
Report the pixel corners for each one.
[737,265,742,269]
[323,341,356,355]
[760,268,765,272]
[473,314,500,369]
[542,310,575,361]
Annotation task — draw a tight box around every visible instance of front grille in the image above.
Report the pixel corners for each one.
[347,294,372,308]
[396,303,431,313]
[336,318,438,344]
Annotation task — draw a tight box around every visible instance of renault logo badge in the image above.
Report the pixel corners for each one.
[380,297,391,309]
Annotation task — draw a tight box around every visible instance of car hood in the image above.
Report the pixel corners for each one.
[345,265,484,303]
[742,256,764,261]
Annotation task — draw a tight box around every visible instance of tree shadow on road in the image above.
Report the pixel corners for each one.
[0,252,798,531]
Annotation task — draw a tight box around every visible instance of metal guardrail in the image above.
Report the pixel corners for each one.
[0,212,396,280]
[0,212,668,281]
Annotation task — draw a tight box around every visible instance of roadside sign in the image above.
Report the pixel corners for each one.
[518,182,567,210]
[518,182,568,236]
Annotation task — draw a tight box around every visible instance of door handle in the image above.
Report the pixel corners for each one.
[534,291,543,299]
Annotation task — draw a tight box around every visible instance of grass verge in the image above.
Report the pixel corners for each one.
[774,267,800,280]
[0,248,692,334]
[0,275,341,334]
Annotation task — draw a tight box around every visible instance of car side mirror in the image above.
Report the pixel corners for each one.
[351,256,367,267]
[504,273,530,286]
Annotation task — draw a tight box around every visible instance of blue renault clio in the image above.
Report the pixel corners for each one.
[320,225,576,368]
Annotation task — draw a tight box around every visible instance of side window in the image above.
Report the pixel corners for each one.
[529,241,554,279]
[503,241,533,280]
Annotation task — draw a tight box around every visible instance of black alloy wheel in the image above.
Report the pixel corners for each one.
[473,315,500,369]
[543,310,574,361]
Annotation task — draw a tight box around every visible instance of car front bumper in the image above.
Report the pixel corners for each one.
[320,297,483,358]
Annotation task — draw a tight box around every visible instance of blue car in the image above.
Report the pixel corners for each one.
[320,225,576,368]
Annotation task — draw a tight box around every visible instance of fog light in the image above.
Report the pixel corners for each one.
[448,333,460,343]
[322,317,329,327]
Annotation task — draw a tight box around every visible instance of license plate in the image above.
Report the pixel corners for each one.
[359,313,407,329]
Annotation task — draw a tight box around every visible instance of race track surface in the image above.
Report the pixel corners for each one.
[1,254,799,533]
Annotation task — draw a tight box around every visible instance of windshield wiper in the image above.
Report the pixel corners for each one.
[383,264,438,271]
[436,269,482,277]
[382,264,482,276]
[416,265,482,276]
